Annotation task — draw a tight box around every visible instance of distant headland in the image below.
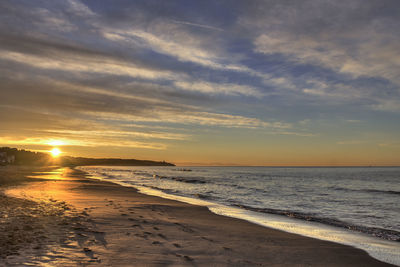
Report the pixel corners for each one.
[0,147,175,167]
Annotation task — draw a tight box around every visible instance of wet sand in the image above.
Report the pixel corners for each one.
[1,167,394,266]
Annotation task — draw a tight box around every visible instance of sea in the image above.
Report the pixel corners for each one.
[77,166,400,265]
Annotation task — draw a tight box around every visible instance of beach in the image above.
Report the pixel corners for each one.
[0,167,394,266]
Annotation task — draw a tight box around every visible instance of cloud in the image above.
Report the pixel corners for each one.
[43,129,190,141]
[82,110,291,129]
[254,33,400,85]
[174,81,263,97]
[337,140,364,145]
[270,131,316,137]
[66,0,96,17]
[247,0,400,86]
[170,20,224,32]
[371,99,400,112]
[31,7,77,32]
[0,72,272,130]
[101,26,254,74]
[0,50,178,81]
[0,136,167,150]
[263,76,297,91]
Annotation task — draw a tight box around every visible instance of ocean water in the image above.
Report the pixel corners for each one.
[77,166,400,265]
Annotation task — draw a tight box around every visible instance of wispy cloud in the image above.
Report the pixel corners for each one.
[0,50,177,80]
[101,27,253,74]
[174,81,263,97]
[31,7,77,32]
[43,129,190,141]
[337,140,365,145]
[66,0,96,17]
[0,136,167,150]
[371,99,400,112]
[254,33,400,85]
[82,110,291,129]
[171,20,224,32]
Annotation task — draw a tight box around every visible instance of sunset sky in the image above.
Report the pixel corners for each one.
[1,0,399,166]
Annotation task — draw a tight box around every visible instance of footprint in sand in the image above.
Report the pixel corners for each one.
[175,254,194,262]
[131,224,142,229]
[174,222,195,233]
[134,233,148,240]
[201,236,214,242]
[157,233,167,240]
[91,230,107,247]
[83,247,93,256]
[183,255,194,261]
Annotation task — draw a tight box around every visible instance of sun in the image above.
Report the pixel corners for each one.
[50,147,62,158]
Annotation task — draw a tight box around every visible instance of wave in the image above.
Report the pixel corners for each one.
[330,186,400,195]
[232,204,400,242]
[363,189,400,195]
[173,168,193,172]
[153,174,206,184]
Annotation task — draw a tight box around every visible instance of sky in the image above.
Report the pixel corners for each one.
[0,0,399,166]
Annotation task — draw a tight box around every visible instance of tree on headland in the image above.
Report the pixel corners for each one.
[0,147,51,166]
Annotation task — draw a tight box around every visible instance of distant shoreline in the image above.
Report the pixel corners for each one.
[0,147,175,167]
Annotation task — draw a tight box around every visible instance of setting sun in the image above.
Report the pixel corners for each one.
[50,147,62,157]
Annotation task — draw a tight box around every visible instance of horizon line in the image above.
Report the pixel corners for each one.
[174,165,400,168]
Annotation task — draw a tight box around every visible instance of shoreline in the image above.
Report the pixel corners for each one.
[117,181,400,265]
[79,166,400,265]
[1,166,395,266]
